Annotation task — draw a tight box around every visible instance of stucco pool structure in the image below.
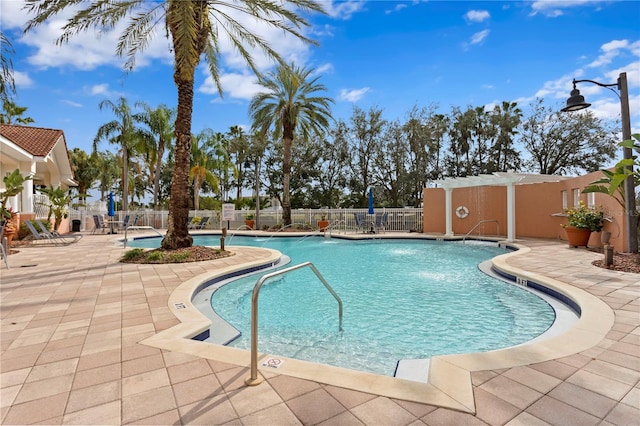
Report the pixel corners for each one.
[1,230,638,425]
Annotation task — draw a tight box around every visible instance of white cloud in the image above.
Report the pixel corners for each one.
[339,88,370,102]
[0,0,30,29]
[588,39,630,68]
[199,71,262,101]
[315,63,334,75]
[470,30,490,45]
[61,99,82,108]
[324,1,367,20]
[85,83,122,98]
[385,4,407,15]
[529,0,605,17]
[465,10,490,23]
[12,70,33,88]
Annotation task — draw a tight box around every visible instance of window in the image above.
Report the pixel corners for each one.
[587,192,596,209]
[561,190,568,210]
[573,189,581,207]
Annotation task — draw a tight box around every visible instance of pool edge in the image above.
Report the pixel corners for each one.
[139,240,615,415]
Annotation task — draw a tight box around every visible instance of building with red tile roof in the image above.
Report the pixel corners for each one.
[0,124,76,215]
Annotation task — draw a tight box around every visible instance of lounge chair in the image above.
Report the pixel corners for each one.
[91,215,108,234]
[0,221,9,269]
[191,216,210,230]
[36,219,82,243]
[24,220,79,245]
[375,212,388,233]
[354,213,367,233]
[117,215,131,232]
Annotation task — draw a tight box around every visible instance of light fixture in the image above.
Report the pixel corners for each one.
[561,72,637,253]
[561,83,591,112]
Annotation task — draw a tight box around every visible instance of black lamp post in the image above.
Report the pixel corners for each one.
[561,72,637,253]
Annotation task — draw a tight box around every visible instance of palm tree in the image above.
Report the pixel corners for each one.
[189,130,220,211]
[134,103,175,209]
[25,0,325,250]
[1,32,15,102]
[227,125,250,203]
[249,63,333,225]
[94,97,148,212]
[0,99,35,124]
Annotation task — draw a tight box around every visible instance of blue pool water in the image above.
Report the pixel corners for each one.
[130,235,557,376]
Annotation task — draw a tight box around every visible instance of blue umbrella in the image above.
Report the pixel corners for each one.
[368,187,374,215]
[108,192,115,217]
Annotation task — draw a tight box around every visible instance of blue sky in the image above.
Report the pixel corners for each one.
[2,0,639,157]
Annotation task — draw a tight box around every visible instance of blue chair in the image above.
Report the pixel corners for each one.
[353,213,366,233]
[375,212,388,233]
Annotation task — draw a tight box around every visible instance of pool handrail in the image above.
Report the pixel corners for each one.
[462,220,500,242]
[245,261,343,386]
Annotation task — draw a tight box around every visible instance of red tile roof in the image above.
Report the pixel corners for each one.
[0,124,65,157]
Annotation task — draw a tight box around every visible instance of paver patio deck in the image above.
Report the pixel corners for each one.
[0,232,638,425]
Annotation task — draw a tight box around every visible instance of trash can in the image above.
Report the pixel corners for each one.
[72,219,81,232]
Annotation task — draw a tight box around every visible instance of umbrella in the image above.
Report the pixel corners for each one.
[368,187,374,215]
[108,192,115,217]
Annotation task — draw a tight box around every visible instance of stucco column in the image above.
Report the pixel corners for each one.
[506,183,515,242]
[445,188,453,237]
[19,163,36,215]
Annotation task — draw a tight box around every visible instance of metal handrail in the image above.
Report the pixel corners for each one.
[123,225,164,248]
[245,261,343,386]
[462,220,500,242]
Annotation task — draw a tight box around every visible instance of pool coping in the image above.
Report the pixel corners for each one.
[139,240,615,414]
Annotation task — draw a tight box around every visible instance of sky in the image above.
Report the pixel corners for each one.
[2,0,640,160]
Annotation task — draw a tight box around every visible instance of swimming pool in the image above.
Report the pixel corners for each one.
[130,235,557,376]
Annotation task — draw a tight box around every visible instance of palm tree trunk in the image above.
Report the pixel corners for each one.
[161,76,194,249]
[153,142,164,208]
[122,146,129,212]
[282,136,292,225]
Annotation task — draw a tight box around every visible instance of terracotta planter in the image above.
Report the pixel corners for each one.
[565,226,591,248]
[3,214,18,247]
[317,220,329,231]
[244,220,255,230]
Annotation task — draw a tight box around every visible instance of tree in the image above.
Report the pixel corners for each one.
[249,63,333,225]
[346,106,387,206]
[1,32,15,102]
[489,101,523,172]
[1,99,35,124]
[94,97,148,212]
[190,130,219,211]
[134,103,175,209]
[520,99,617,175]
[25,0,326,250]
[227,125,250,204]
[94,151,119,202]
[316,125,349,208]
[69,148,99,204]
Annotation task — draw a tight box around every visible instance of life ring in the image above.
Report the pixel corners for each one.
[456,205,469,219]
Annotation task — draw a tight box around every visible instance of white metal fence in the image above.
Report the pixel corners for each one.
[69,207,424,233]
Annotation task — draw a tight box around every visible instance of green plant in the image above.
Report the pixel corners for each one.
[37,185,82,231]
[1,169,32,219]
[562,201,604,232]
[121,248,145,261]
[584,134,640,209]
[245,213,255,220]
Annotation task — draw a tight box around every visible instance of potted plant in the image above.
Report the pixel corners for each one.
[317,211,329,231]
[244,213,255,229]
[562,201,604,247]
[1,169,32,245]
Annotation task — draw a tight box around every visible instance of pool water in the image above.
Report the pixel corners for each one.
[143,236,555,376]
